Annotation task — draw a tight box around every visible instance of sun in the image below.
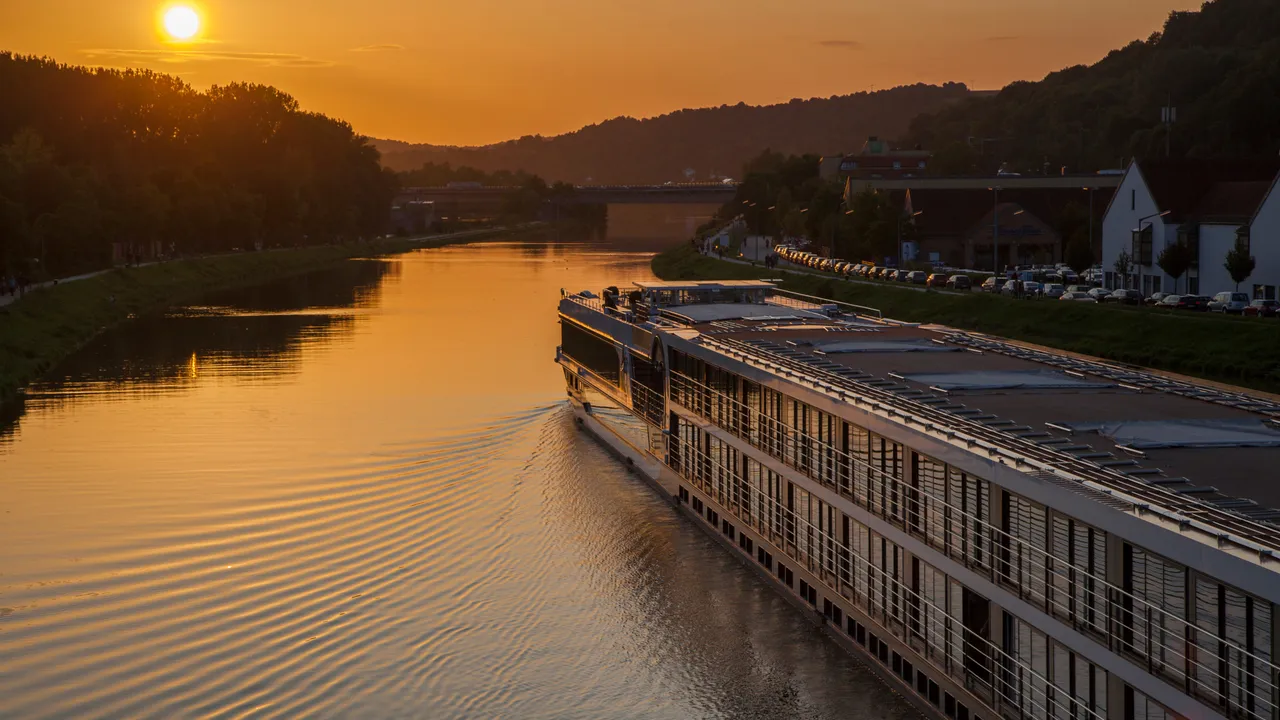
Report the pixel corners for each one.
[162,5,201,41]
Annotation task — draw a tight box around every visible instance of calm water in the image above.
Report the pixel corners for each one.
[0,235,916,720]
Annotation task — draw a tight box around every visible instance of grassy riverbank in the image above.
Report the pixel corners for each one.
[0,226,536,403]
[653,244,1280,393]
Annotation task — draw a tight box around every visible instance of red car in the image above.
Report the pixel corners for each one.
[1245,299,1280,317]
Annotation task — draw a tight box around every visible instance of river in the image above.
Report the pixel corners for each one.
[0,233,917,720]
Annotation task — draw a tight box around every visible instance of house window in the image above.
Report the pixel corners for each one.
[1178,224,1200,267]
[1189,276,1199,294]
[1131,189,1136,211]
[1237,227,1251,254]
[1132,226,1153,265]
[1254,285,1276,300]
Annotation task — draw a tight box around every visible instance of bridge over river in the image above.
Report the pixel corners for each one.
[398,183,738,208]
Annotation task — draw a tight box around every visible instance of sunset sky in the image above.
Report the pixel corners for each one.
[1,0,1198,146]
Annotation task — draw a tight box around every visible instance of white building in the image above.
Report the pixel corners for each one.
[1100,159,1280,298]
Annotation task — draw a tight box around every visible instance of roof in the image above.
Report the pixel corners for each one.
[1137,158,1280,222]
[1193,181,1275,223]
[880,187,1112,239]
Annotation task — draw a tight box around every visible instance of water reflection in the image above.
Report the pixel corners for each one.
[1,259,397,445]
[0,235,915,720]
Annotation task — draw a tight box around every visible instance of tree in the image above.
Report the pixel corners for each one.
[1156,240,1194,293]
[1225,245,1256,291]
[1064,233,1095,275]
[1113,250,1132,288]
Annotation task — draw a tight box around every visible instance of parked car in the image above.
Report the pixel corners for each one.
[1245,299,1280,317]
[927,273,949,288]
[907,270,929,284]
[1244,298,1279,316]
[1001,280,1018,295]
[1146,292,1169,306]
[1059,291,1097,302]
[888,269,906,282]
[981,277,1000,293]
[1023,281,1043,296]
[1161,294,1208,311]
[947,275,972,291]
[1042,283,1066,299]
[1086,287,1112,302]
[1106,289,1144,305]
[1208,291,1250,314]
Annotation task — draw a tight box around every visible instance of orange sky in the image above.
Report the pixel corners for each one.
[1,0,1199,146]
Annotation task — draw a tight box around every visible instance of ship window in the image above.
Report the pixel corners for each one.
[560,322,621,385]
[928,680,940,705]
[901,659,913,684]
[957,703,969,720]
[945,693,956,719]
[892,651,901,675]
[916,670,928,695]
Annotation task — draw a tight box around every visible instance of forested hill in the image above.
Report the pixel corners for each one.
[375,83,973,184]
[0,53,394,280]
[904,0,1280,175]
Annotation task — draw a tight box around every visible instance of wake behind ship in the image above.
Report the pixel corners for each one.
[557,279,1280,720]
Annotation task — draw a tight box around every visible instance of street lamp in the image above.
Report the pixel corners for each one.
[898,210,922,267]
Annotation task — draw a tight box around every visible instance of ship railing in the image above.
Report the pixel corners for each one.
[628,377,666,428]
[669,371,1280,720]
[668,432,1111,720]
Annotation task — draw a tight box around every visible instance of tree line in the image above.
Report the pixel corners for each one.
[0,53,396,281]
[376,84,973,184]
[904,0,1280,175]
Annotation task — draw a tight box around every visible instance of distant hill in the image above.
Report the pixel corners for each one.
[904,0,1280,174]
[375,83,973,184]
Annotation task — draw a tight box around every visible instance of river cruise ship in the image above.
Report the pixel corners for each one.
[557,279,1280,720]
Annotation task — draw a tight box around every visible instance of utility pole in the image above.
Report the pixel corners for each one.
[990,187,1001,274]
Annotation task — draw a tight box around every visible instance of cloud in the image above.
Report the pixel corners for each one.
[80,48,334,68]
[350,44,404,52]
[816,40,862,50]
[986,35,1020,42]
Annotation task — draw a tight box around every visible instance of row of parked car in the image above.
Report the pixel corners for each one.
[774,246,974,290]
[773,246,1280,317]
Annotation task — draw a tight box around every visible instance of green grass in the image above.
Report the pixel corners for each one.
[653,245,1280,393]
[0,227,531,403]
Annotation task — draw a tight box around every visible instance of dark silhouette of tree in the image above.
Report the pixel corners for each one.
[376,84,973,183]
[0,53,395,280]
[903,0,1280,173]
[1156,241,1194,293]
[1225,245,1256,291]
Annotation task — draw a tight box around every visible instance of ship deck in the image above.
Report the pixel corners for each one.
[668,304,1280,552]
